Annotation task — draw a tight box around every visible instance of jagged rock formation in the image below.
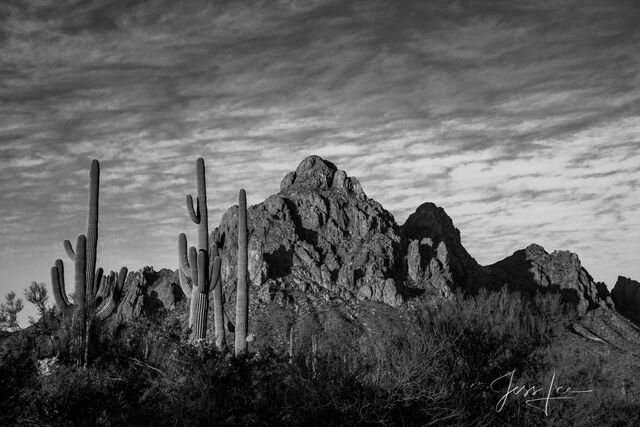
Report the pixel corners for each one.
[100,156,620,324]
[217,155,404,307]
[401,202,487,297]
[487,244,613,315]
[612,276,640,324]
[97,267,180,324]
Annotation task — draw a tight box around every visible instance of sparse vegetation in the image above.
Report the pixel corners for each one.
[2,287,636,426]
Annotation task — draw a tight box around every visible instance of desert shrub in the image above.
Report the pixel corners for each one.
[4,285,639,426]
[21,364,138,426]
[0,347,37,425]
[423,288,570,375]
[415,288,573,420]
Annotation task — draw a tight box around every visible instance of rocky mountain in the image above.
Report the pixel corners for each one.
[96,267,180,326]
[4,154,639,380]
[217,155,403,307]
[94,155,623,330]
[612,276,640,324]
[401,202,489,297]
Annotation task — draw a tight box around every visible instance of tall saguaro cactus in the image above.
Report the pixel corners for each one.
[211,228,225,349]
[235,189,249,356]
[51,159,128,366]
[179,157,223,342]
[85,160,99,311]
[186,157,209,253]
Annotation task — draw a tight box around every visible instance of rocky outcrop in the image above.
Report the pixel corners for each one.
[612,276,640,324]
[217,155,403,307]
[213,155,619,313]
[487,244,613,315]
[400,202,488,297]
[97,156,620,322]
[97,267,180,325]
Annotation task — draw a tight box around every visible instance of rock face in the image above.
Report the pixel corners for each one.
[217,155,404,307]
[401,202,486,297]
[612,276,640,324]
[487,244,613,315]
[98,267,180,325]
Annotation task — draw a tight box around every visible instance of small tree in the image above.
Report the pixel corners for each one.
[0,291,24,331]
[25,281,49,320]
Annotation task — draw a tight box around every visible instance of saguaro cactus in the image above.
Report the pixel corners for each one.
[211,228,225,349]
[50,159,128,366]
[186,157,209,253]
[85,160,99,312]
[179,157,223,342]
[234,189,249,356]
[178,233,221,339]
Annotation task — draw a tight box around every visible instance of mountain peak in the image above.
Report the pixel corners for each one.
[280,155,365,197]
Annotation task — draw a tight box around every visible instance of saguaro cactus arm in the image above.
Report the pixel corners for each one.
[51,260,74,317]
[55,259,70,306]
[179,270,192,299]
[63,240,77,262]
[178,233,193,298]
[93,268,103,298]
[188,246,199,328]
[206,256,221,294]
[96,267,128,321]
[178,233,192,279]
[188,246,199,289]
[186,195,200,224]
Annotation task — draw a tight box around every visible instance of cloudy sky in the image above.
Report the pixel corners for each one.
[1,0,639,322]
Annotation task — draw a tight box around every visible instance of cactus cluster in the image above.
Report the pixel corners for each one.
[50,159,129,366]
[178,158,223,342]
[49,157,255,363]
[178,159,251,355]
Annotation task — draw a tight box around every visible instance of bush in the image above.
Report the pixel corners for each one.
[2,286,638,426]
